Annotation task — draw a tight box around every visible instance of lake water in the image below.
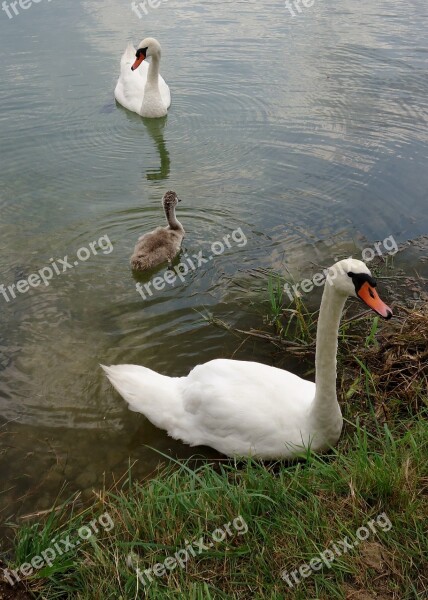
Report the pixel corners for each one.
[0,0,427,526]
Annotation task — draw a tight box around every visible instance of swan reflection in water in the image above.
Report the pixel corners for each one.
[142,116,170,182]
[115,104,171,182]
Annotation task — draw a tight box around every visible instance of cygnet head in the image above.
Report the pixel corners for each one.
[325,258,393,319]
[131,37,162,71]
[162,190,181,210]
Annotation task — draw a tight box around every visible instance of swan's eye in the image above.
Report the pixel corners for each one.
[348,272,377,294]
[136,47,148,59]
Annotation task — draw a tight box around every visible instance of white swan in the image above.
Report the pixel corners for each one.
[114,37,171,118]
[102,259,392,459]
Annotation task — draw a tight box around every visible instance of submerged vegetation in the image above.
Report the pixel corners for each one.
[1,268,427,599]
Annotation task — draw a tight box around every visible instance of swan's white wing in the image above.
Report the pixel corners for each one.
[114,43,148,114]
[159,75,171,109]
[177,359,315,458]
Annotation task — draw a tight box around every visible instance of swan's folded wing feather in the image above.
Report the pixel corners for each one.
[114,45,149,113]
[177,359,315,457]
[159,76,171,109]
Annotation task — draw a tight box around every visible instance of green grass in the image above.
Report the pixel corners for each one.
[4,414,427,599]
[268,273,317,345]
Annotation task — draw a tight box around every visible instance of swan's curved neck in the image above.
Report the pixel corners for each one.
[164,204,183,231]
[310,283,345,431]
[146,54,161,88]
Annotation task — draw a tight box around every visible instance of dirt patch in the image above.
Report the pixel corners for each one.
[344,585,391,600]
[344,541,404,600]
[0,581,32,600]
[0,562,32,600]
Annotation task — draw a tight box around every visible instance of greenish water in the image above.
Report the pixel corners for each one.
[0,0,427,524]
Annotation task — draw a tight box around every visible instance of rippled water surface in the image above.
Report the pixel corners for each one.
[0,0,427,521]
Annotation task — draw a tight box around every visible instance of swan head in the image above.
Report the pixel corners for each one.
[162,190,181,209]
[326,258,392,319]
[131,37,162,71]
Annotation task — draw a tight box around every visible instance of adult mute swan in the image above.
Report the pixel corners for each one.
[131,191,184,271]
[102,259,392,459]
[114,37,171,118]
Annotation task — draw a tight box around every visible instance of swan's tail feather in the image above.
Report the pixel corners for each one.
[121,43,136,68]
[114,43,145,110]
[116,43,137,85]
[130,251,157,272]
[101,364,184,431]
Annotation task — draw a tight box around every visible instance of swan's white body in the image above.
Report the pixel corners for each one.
[103,259,392,459]
[114,39,171,118]
[103,360,322,459]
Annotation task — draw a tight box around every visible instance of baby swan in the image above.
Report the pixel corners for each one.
[131,191,184,271]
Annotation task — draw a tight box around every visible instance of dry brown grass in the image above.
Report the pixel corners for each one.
[360,304,428,415]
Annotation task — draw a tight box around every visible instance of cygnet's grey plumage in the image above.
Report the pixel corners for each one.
[131,191,185,271]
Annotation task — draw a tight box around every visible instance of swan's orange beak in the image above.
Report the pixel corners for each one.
[357,282,393,319]
[131,55,145,71]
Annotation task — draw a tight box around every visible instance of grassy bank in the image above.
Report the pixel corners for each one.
[1,273,427,599]
[2,417,427,599]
